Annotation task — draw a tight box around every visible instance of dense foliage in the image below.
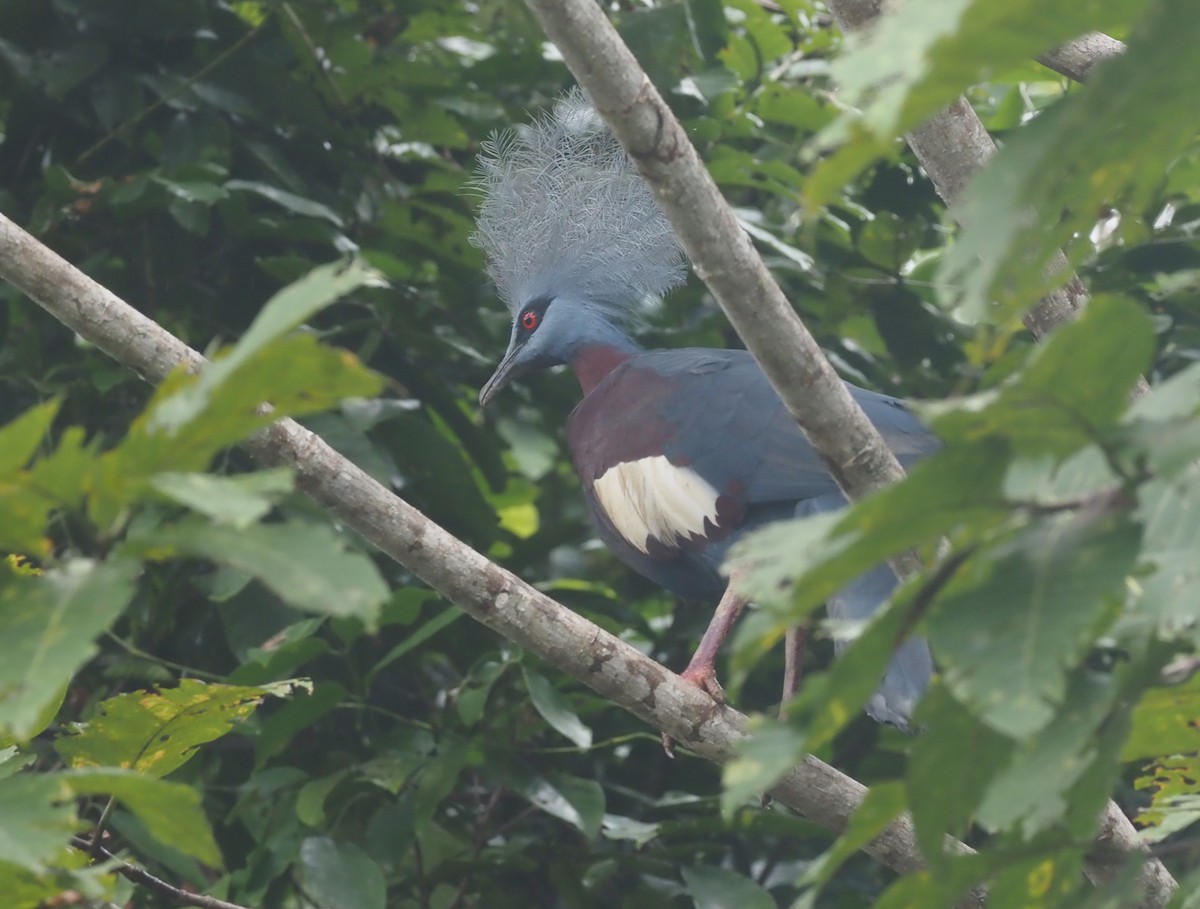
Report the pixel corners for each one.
[0,1,1198,908]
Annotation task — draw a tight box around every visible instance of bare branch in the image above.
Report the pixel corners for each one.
[518,0,910,514]
[1038,32,1127,82]
[0,213,970,898]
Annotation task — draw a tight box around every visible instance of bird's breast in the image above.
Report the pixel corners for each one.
[590,456,738,556]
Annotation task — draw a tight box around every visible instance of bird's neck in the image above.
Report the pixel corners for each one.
[571,342,638,395]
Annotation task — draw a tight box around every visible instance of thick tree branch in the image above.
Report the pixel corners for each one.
[514,0,1169,904]
[519,0,909,512]
[830,0,1126,84]
[1037,32,1127,82]
[0,213,980,904]
[826,2,1165,900]
[828,0,1120,346]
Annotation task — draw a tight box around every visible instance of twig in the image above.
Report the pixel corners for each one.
[69,836,249,909]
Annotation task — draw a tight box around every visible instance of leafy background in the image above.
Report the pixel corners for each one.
[0,1,1199,908]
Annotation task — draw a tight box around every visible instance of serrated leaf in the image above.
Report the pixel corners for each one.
[0,558,139,740]
[929,516,1137,737]
[55,679,304,776]
[522,667,592,749]
[131,520,387,626]
[976,670,1114,838]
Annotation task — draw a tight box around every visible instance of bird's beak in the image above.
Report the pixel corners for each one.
[479,341,522,407]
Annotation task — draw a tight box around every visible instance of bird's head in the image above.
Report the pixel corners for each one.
[470,89,687,405]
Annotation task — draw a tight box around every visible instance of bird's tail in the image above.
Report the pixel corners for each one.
[795,494,933,729]
[826,562,933,730]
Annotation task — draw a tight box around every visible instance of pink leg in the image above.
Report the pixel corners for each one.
[678,572,749,703]
[663,570,749,757]
[778,624,808,720]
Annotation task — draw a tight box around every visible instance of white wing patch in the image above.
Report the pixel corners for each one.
[592,456,721,554]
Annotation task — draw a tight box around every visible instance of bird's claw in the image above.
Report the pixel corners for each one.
[662,665,727,757]
[679,665,726,704]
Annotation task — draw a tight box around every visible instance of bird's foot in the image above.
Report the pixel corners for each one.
[662,664,727,758]
[679,664,726,703]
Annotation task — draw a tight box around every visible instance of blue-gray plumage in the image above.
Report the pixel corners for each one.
[473,91,936,730]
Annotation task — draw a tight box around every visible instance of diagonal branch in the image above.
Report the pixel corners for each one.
[518,3,909,514]
[0,212,980,904]
[513,1,1170,906]
[70,836,250,909]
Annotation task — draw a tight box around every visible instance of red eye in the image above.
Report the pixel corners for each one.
[521,310,540,331]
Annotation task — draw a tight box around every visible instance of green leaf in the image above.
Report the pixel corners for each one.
[518,773,605,838]
[150,469,294,528]
[255,681,346,767]
[939,4,1200,322]
[224,180,347,226]
[296,836,386,909]
[1136,755,1200,842]
[131,519,387,626]
[722,720,808,815]
[908,685,1013,861]
[975,670,1115,838]
[0,558,139,740]
[734,441,1011,617]
[1123,677,1200,761]
[0,400,60,478]
[522,667,593,749]
[599,814,660,848]
[369,606,463,679]
[826,0,1144,142]
[60,769,221,866]
[92,329,381,528]
[0,774,78,874]
[0,769,220,872]
[921,295,1155,457]
[793,782,909,899]
[681,865,774,909]
[1131,472,1200,639]
[147,257,385,434]
[55,679,305,776]
[928,516,1138,737]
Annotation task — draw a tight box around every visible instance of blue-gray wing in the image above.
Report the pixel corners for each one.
[644,348,937,508]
